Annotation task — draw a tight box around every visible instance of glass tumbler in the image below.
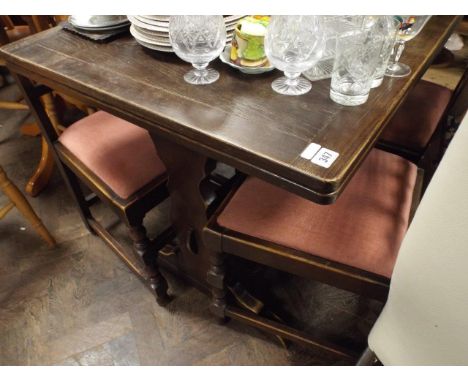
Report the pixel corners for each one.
[330,17,385,106]
[169,15,226,85]
[371,16,400,88]
[303,16,361,82]
[264,16,325,96]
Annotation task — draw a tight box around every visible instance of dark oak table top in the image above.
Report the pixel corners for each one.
[0,16,460,204]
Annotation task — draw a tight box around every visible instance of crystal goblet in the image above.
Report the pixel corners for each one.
[169,15,226,85]
[385,15,431,78]
[264,16,325,96]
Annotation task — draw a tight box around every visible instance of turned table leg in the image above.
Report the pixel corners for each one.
[0,165,56,248]
[207,251,228,322]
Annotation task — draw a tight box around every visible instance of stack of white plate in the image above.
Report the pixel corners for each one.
[128,15,245,53]
[68,15,130,33]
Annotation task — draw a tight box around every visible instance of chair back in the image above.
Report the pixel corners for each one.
[448,67,468,125]
[368,113,468,365]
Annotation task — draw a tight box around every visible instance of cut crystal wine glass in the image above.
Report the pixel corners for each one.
[264,16,325,96]
[169,16,226,85]
[385,15,431,78]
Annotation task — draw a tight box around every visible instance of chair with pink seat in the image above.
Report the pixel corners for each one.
[55,110,171,305]
[21,97,172,305]
[377,72,468,190]
[203,148,421,358]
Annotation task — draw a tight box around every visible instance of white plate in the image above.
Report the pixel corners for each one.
[144,15,170,21]
[223,15,246,23]
[130,25,168,44]
[132,15,241,29]
[219,44,274,74]
[135,15,169,28]
[72,23,130,33]
[132,26,171,44]
[131,24,232,43]
[133,24,169,37]
[129,15,241,34]
[69,15,129,28]
[133,37,174,52]
[127,16,169,32]
[138,15,243,22]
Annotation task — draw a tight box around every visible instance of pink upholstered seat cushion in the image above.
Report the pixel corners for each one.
[58,111,166,199]
[217,149,418,278]
[380,80,452,151]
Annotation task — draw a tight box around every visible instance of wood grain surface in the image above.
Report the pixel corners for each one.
[0,16,459,203]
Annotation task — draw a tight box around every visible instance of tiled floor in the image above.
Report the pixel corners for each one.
[0,35,466,365]
[0,80,378,366]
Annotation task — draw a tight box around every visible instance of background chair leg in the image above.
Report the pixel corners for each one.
[356,347,378,366]
[0,201,14,219]
[24,92,62,197]
[207,251,228,323]
[127,221,170,306]
[25,136,55,197]
[0,93,28,109]
[20,122,41,137]
[0,165,56,248]
[0,100,29,110]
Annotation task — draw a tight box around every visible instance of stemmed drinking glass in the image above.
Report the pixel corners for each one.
[264,16,326,96]
[385,15,431,77]
[169,16,226,85]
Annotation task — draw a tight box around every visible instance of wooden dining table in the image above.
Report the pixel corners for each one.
[0,15,460,293]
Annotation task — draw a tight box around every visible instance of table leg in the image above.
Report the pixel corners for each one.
[152,134,216,289]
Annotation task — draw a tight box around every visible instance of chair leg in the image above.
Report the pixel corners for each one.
[24,92,62,197]
[356,347,379,366]
[207,251,228,323]
[0,100,29,110]
[25,136,55,197]
[0,165,56,248]
[20,122,41,137]
[127,220,170,306]
[58,162,94,233]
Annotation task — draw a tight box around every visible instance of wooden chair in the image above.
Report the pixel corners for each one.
[0,164,55,248]
[1,15,92,197]
[0,16,32,111]
[203,148,421,360]
[14,73,171,305]
[359,111,468,366]
[377,69,468,190]
[1,16,57,198]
